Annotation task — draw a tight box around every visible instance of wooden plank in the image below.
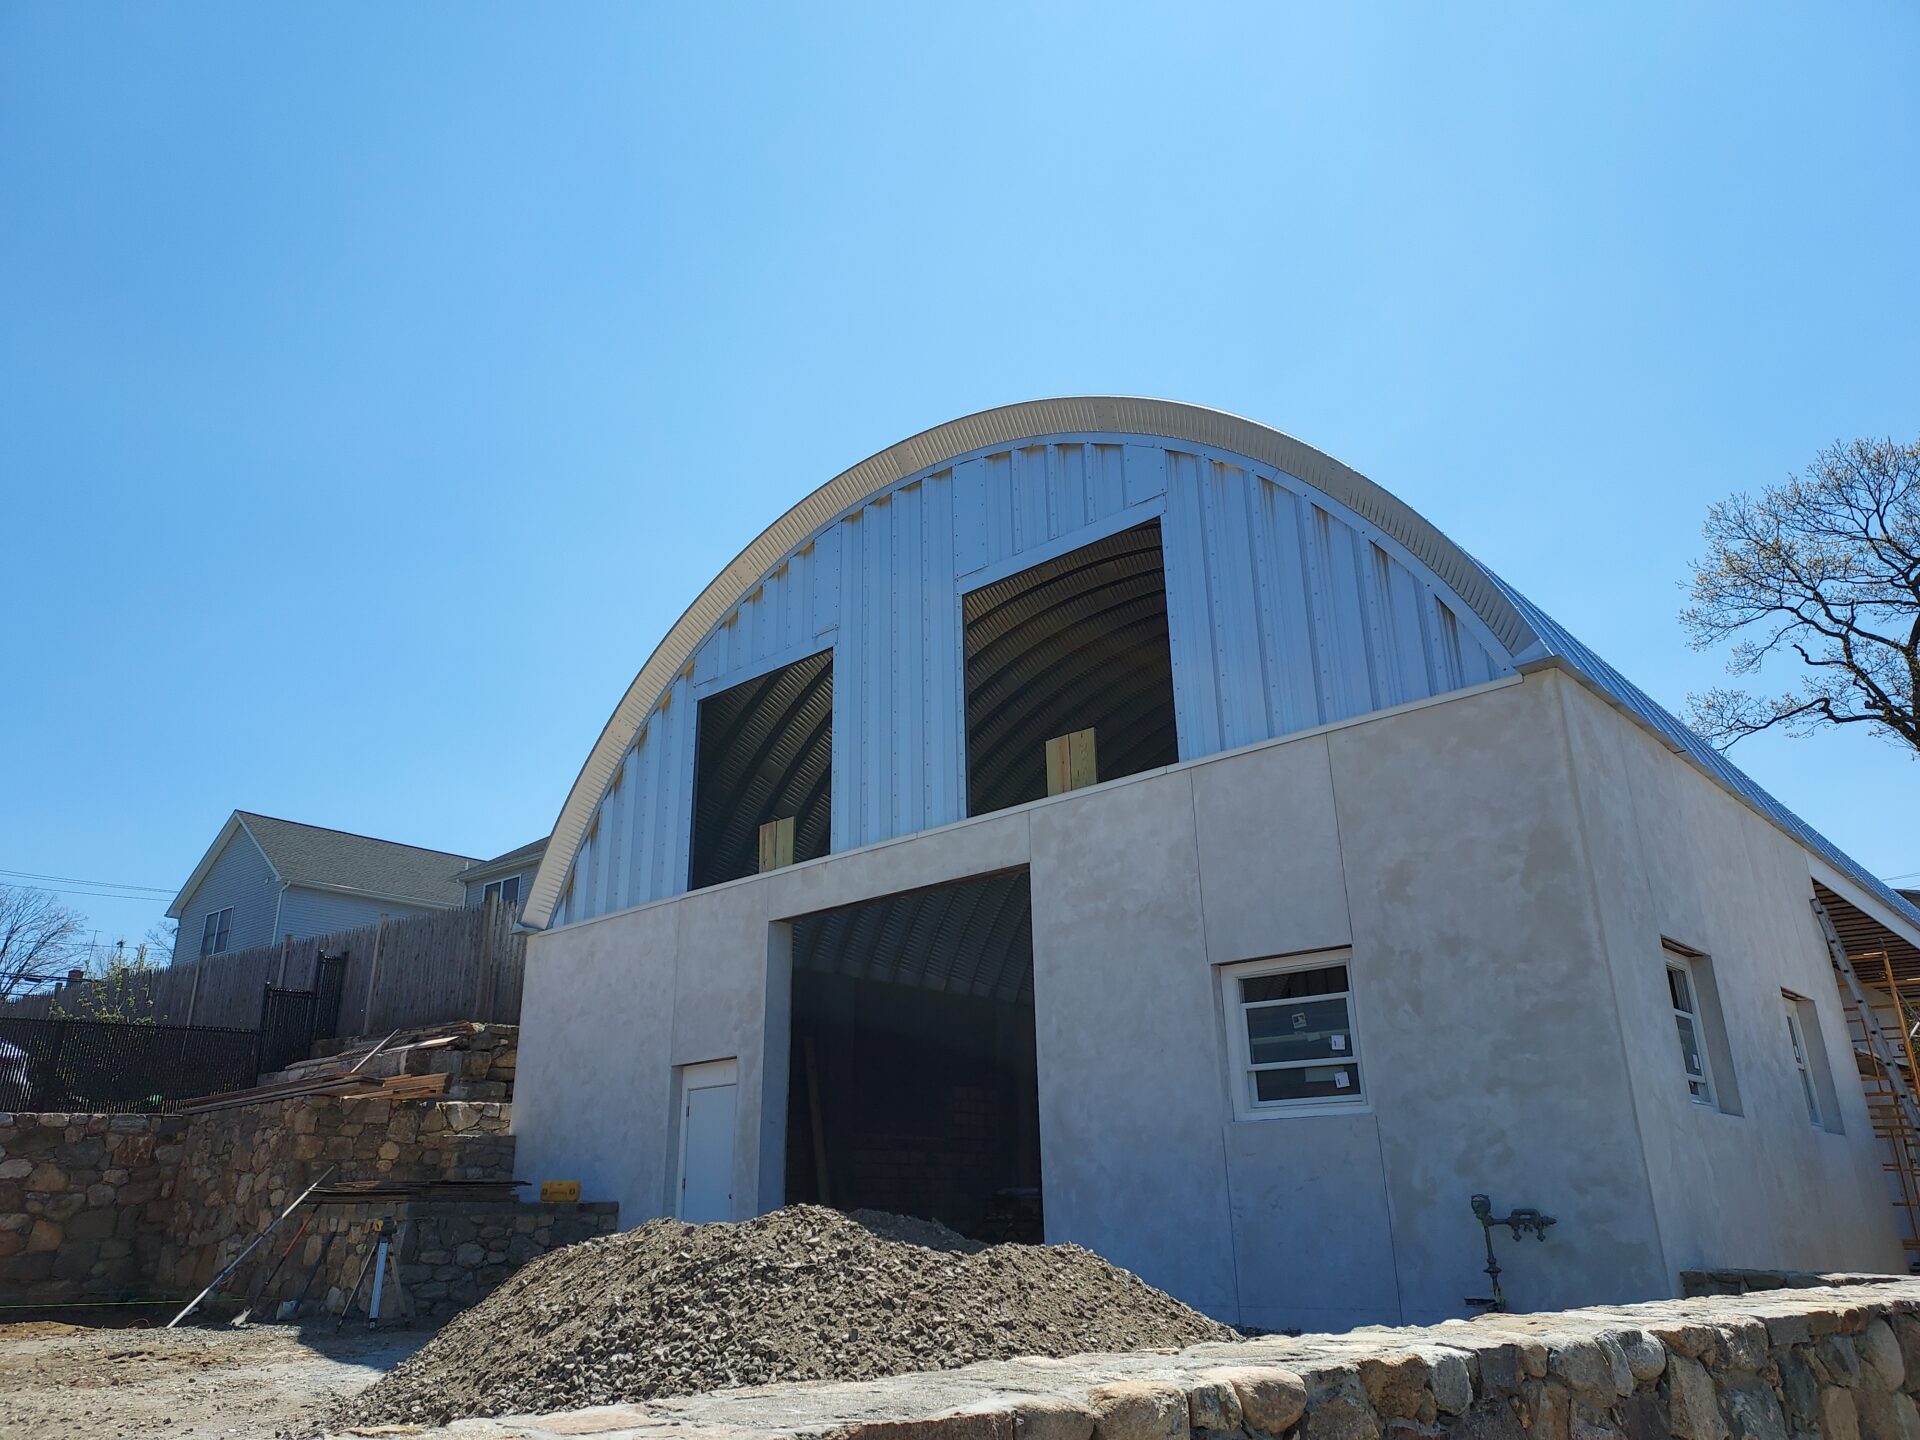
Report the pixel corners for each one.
[1068,727,1098,790]
[1044,734,1072,796]
[1045,728,1097,795]
[758,816,795,872]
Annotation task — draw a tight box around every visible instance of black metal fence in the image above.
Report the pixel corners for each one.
[257,952,348,1075]
[0,1016,261,1114]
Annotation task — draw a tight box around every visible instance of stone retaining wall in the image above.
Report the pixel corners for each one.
[154,1095,513,1292]
[354,1278,1920,1440]
[297,1023,520,1101]
[0,1111,184,1304]
[3,1096,609,1317]
[282,1198,618,1321]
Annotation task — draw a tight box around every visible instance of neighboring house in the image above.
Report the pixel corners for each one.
[167,811,481,964]
[511,397,1920,1332]
[457,839,548,910]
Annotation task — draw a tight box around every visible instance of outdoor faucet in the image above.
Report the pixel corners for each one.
[1465,1193,1557,1312]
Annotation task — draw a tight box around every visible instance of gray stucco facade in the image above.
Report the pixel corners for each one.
[512,665,1907,1331]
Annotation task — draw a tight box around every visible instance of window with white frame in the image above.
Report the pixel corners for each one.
[1666,956,1715,1106]
[1221,953,1363,1116]
[482,875,521,908]
[200,907,233,957]
[1784,1000,1821,1128]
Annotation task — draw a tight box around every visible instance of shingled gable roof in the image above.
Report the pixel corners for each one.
[167,811,481,916]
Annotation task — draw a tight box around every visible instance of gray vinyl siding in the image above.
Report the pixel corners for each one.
[462,868,536,909]
[274,885,443,940]
[172,831,280,964]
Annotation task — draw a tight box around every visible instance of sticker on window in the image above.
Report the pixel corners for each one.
[1292,1011,1307,1030]
[1331,1035,1346,1051]
[1333,1071,1350,1088]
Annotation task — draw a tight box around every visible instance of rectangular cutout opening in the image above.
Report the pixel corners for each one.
[963,520,1177,817]
[784,869,1042,1242]
[689,649,833,890]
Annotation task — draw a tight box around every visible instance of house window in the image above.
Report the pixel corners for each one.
[200,907,233,957]
[1785,1001,1821,1128]
[483,876,521,908]
[1666,957,1715,1106]
[1221,953,1363,1117]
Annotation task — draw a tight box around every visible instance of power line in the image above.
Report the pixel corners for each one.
[4,880,174,905]
[0,866,174,895]
[27,888,172,906]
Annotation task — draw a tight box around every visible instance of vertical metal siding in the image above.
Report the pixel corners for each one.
[565,434,1513,920]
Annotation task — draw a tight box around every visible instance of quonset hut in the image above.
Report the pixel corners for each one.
[512,398,1917,1330]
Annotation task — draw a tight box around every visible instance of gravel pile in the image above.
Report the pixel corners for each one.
[340,1204,1236,1426]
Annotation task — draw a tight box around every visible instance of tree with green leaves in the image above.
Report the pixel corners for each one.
[1684,437,1920,754]
[51,939,162,1024]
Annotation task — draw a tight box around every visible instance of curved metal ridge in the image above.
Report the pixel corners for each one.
[526,398,1538,930]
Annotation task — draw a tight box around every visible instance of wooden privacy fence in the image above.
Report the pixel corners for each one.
[0,902,525,1038]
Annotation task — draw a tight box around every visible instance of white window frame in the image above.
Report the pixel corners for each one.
[1784,1000,1822,1128]
[1667,957,1715,1107]
[200,907,233,957]
[1219,950,1367,1120]
[482,875,521,908]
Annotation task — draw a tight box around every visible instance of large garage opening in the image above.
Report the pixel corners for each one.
[689,649,833,890]
[964,519,1179,817]
[784,869,1041,1242]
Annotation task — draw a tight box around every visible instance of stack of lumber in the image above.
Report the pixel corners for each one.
[306,1176,527,1204]
[179,1068,448,1115]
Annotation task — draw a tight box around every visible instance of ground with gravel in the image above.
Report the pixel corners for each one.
[0,1315,431,1440]
[340,1204,1239,1428]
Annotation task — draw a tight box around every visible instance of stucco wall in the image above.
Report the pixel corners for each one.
[512,669,1904,1333]
[1550,671,1904,1278]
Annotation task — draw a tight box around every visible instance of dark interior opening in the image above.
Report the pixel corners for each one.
[784,869,1042,1243]
[964,519,1179,817]
[689,649,833,891]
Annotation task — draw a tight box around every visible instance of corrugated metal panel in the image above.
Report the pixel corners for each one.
[565,433,1511,919]
[527,399,1546,932]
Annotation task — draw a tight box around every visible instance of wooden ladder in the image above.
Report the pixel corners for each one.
[1813,896,1920,1265]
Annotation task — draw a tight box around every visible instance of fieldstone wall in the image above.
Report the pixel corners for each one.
[296,1023,520,1102]
[274,1198,619,1321]
[339,1277,1920,1440]
[154,1095,515,1292]
[2,1090,611,1316]
[0,1111,184,1303]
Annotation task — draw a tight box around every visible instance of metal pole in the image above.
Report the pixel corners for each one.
[335,1221,384,1333]
[365,1232,390,1329]
[168,1166,335,1328]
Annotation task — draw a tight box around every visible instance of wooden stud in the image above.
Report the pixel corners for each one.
[758,816,796,872]
[1068,726,1098,791]
[1045,728,1098,796]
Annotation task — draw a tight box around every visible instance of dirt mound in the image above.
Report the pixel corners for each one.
[341,1204,1236,1426]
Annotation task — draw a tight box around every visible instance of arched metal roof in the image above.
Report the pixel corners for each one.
[524,398,1540,930]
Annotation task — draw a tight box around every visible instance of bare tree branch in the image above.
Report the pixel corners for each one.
[0,885,86,1001]
[1683,436,1920,753]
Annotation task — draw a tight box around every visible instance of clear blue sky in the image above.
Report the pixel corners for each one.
[3,4,1916,954]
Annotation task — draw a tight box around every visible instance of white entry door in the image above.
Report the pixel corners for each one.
[676,1059,737,1223]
